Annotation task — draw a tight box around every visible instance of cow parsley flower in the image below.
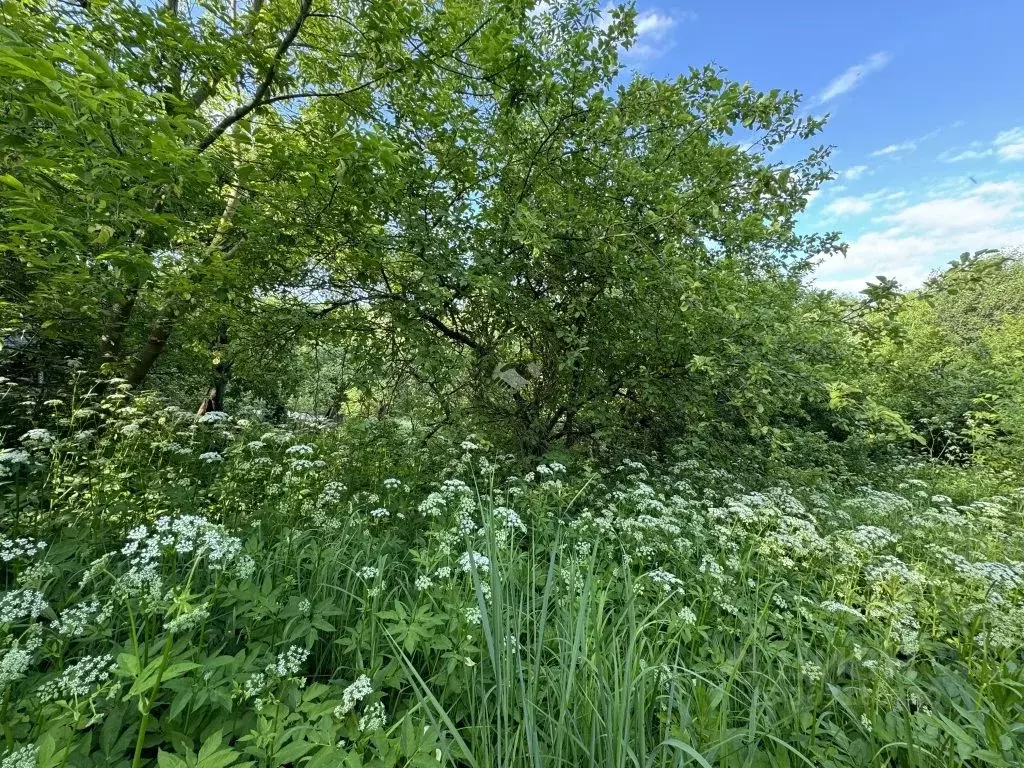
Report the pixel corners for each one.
[0,744,39,768]
[0,589,48,623]
[335,674,373,716]
[492,506,525,532]
[850,526,898,550]
[20,429,54,444]
[197,411,230,424]
[53,599,111,637]
[358,701,387,732]
[646,569,685,594]
[267,645,309,678]
[414,574,434,591]
[820,600,862,619]
[241,672,268,704]
[459,551,490,574]
[164,603,210,634]
[38,655,115,700]
[0,449,31,467]
[235,555,256,580]
[800,662,823,683]
[285,444,314,455]
[0,645,33,686]
[199,452,223,463]
[0,537,47,562]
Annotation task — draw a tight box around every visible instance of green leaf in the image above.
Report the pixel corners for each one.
[273,740,315,766]
[158,750,190,768]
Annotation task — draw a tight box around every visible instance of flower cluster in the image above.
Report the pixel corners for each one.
[0,589,48,624]
[0,537,47,562]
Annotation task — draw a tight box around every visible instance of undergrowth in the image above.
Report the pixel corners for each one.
[2,381,1024,767]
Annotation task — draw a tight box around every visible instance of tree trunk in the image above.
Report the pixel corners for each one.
[197,323,232,414]
[128,313,175,388]
[99,285,140,370]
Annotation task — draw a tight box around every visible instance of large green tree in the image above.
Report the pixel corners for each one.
[3,0,847,453]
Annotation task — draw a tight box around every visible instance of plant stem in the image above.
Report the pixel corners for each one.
[131,633,175,768]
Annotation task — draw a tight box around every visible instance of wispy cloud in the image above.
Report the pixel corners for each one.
[938,148,994,163]
[818,52,892,103]
[598,5,692,59]
[824,195,873,217]
[869,128,942,159]
[871,141,916,157]
[813,180,1024,292]
[843,165,870,180]
[995,127,1024,161]
[937,127,1024,164]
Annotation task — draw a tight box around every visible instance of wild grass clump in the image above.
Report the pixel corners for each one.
[2,382,1024,767]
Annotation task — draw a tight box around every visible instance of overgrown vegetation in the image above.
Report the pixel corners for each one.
[2,0,1024,765]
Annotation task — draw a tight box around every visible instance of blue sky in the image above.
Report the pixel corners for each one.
[609,0,1024,292]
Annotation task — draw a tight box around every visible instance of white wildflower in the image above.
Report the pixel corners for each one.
[358,701,387,732]
[267,645,309,678]
[414,574,434,591]
[0,744,39,768]
[164,603,210,634]
[458,551,490,574]
[0,589,48,624]
[0,645,33,686]
[53,599,111,637]
[197,411,230,424]
[335,674,373,716]
[38,655,115,700]
[0,537,47,562]
[0,449,31,466]
[20,429,54,444]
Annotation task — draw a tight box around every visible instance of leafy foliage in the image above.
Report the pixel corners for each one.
[2,389,1024,767]
[3,0,1024,766]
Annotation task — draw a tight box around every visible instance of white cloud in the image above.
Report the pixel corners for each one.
[824,195,873,217]
[843,165,870,180]
[599,5,691,58]
[879,195,1017,231]
[869,128,942,159]
[995,127,1024,161]
[871,141,916,157]
[812,180,1024,292]
[938,148,994,163]
[818,52,892,103]
[634,10,678,37]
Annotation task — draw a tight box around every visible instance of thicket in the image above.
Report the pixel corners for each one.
[2,0,1024,766]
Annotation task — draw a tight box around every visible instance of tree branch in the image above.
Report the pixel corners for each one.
[196,0,313,152]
